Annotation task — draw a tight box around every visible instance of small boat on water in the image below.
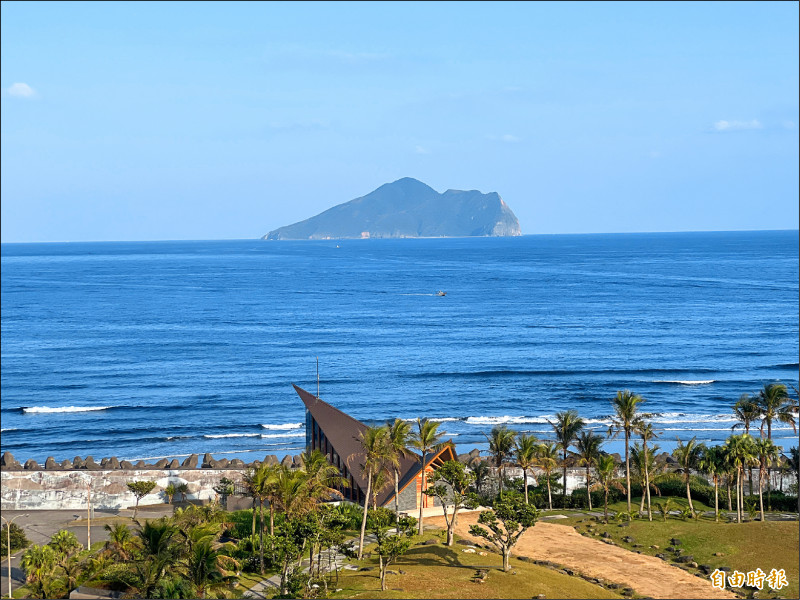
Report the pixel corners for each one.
[436,291,447,296]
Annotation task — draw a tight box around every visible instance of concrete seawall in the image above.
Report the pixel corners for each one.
[1,468,248,511]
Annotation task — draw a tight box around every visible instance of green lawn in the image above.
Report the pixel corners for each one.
[558,514,799,599]
[328,532,624,599]
[606,495,714,514]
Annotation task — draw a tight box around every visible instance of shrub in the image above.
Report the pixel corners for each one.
[1,522,29,557]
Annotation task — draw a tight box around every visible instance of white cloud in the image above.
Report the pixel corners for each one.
[415,145,430,154]
[713,119,762,132]
[6,82,36,98]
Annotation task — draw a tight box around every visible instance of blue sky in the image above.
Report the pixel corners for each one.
[1,1,798,242]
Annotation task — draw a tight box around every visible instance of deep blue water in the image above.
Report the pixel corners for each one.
[1,231,798,464]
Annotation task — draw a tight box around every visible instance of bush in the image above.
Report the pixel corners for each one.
[1,522,29,557]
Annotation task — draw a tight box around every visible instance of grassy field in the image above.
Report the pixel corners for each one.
[557,513,799,599]
[328,532,624,600]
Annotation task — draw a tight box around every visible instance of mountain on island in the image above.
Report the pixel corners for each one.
[262,177,521,240]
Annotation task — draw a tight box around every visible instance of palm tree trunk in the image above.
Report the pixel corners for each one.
[685,473,694,512]
[644,442,652,521]
[394,468,401,526]
[269,502,275,537]
[735,468,741,523]
[547,475,553,510]
[625,432,631,512]
[523,469,529,505]
[604,488,609,524]
[358,470,373,560]
[418,453,426,536]
[639,488,646,514]
[259,499,265,575]
[726,479,732,512]
[562,448,568,507]
[585,466,592,510]
[498,462,504,494]
[251,499,256,537]
[759,468,765,522]
[714,478,719,523]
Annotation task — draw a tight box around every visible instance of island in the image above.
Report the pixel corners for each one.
[262,177,521,240]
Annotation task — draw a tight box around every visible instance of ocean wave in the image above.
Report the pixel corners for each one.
[653,380,716,385]
[166,435,193,441]
[204,433,261,439]
[22,406,114,414]
[261,432,305,439]
[0,428,18,432]
[465,415,555,426]
[261,423,303,430]
[402,417,463,423]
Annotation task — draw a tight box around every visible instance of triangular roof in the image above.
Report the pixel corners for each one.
[293,384,455,506]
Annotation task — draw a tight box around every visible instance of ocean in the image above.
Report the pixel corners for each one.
[1,231,798,464]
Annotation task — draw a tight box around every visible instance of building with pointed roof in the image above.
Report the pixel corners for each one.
[294,384,456,509]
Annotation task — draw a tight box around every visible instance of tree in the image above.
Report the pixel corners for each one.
[386,418,413,525]
[549,410,585,505]
[485,425,517,494]
[301,449,348,504]
[698,446,724,522]
[103,522,136,561]
[534,443,559,510]
[631,442,660,518]
[353,424,390,559]
[672,437,705,513]
[246,463,276,574]
[754,438,779,522]
[591,455,625,524]
[1,522,29,558]
[608,390,645,512]
[513,433,538,505]
[635,421,658,520]
[164,483,177,505]
[211,477,235,504]
[724,434,757,523]
[468,460,489,496]
[469,496,539,571]
[126,481,157,520]
[756,383,793,439]
[425,460,477,546]
[183,539,239,598]
[574,431,603,511]
[409,418,443,535]
[177,483,189,503]
[368,509,415,591]
[20,544,58,600]
[732,394,760,435]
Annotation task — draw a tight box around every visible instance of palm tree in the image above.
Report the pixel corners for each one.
[183,539,239,599]
[635,421,658,520]
[574,431,603,511]
[301,448,348,503]
[248,463,276,574]
[470,460,491,496]
[631,442,661,519]
[354,424,390,559]
[514,434,538,505]
[672,437,705,513]
[608,390,645,512]
[535,443,559,510]
[177,483,189,503]
[103,523,136,561]
[164,483,177,505]
[485,425,517,494]
[409,418,442,535]
[386,418,413,523]
[732,394,760,435]
[754,438,779,522]
[591,455,625,524]
[698,446,724,522]
[724,434,757,523]
[21,544,58,599]
[549,410,585,505]
[756,383,792,439]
